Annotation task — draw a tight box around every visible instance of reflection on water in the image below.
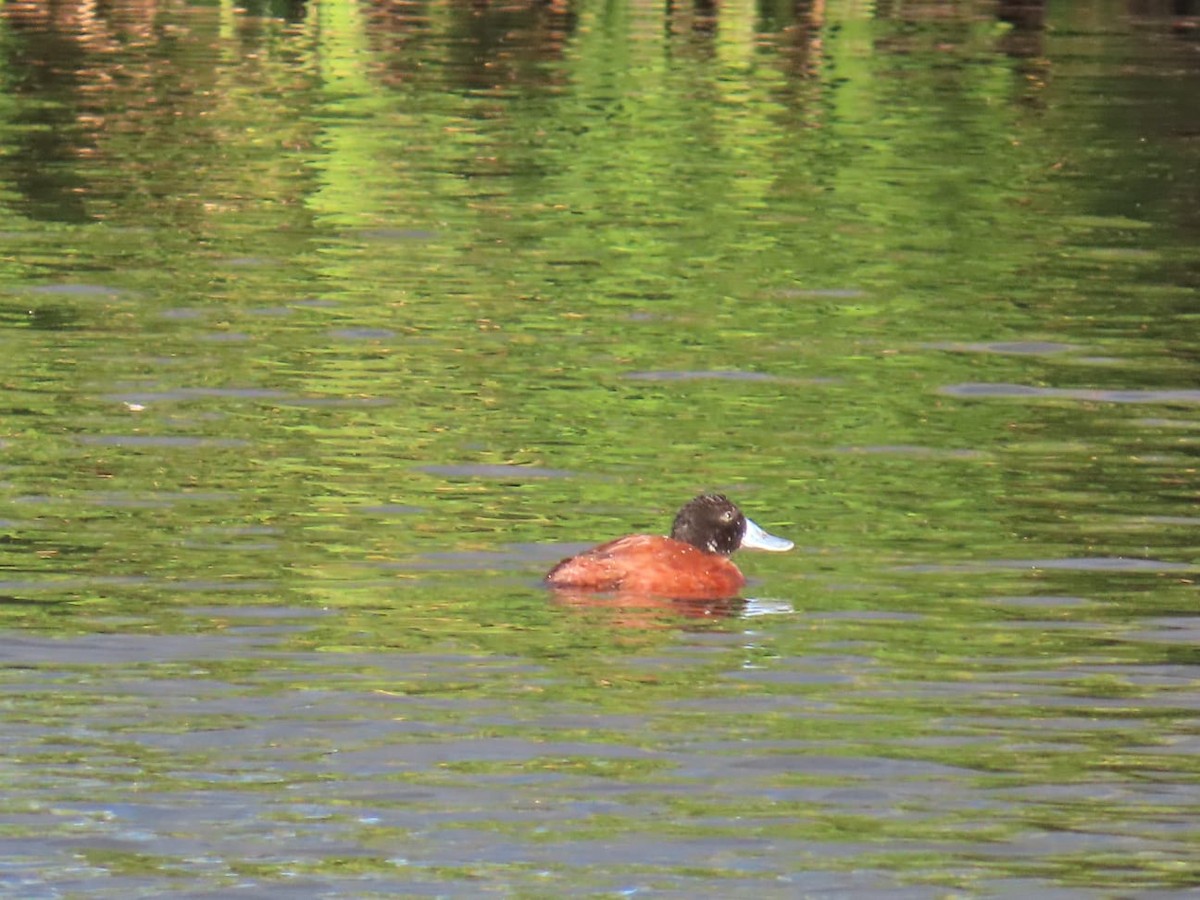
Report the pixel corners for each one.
[4,601,1198,895]
[0,0,1198,896]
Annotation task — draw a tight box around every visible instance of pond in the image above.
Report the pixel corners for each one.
[0,0,1197,896]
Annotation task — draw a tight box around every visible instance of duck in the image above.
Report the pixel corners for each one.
[545,493,792,600]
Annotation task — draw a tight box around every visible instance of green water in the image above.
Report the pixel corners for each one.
[0,0,1197,896]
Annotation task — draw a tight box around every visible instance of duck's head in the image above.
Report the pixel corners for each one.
[670,493,794,556]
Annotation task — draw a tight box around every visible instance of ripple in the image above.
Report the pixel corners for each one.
[103,388,292,404]
[20,283,124,297]
[1134,417,1200,429]
[181,605,328,620]
[896,556,1194,574]
[418,464,573,479]
[179,540,279,551]
[75,435,250,448]
[221,256,278,267]
[923,341,1079,355]
[1061,215,1153,230]
[87,491,234,508]
[381,542,584,571]
[158,579,275,592]
[833,445,987,459]
[940,383,1200,404]
[985,595,1094,608]
[774,288,868,299]
[741,598,795,617]
[1070,246,1159,261]
[804,610,927,622]
[0,575,149,592]
[0,633,272,665]
[0,575,275,595]
[279,396,395,408]
[1123,617,1200,644]
[357,504,425,516]
[330,328,397,341]
[354,228,438,241]
[196,525,282,536]
[624,370,788,382]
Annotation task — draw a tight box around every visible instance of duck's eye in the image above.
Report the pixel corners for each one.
[720,510,735,523]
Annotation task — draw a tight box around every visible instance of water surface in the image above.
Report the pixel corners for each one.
[0,0,1197,896]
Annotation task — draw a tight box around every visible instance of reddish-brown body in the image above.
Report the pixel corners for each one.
[545,534,746,600]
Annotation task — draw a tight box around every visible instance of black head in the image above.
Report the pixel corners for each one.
[669,494,746,555]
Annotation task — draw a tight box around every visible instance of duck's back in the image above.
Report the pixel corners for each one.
[545,534,745,599]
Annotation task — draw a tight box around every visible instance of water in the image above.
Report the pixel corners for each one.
[1,0,1198,896]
